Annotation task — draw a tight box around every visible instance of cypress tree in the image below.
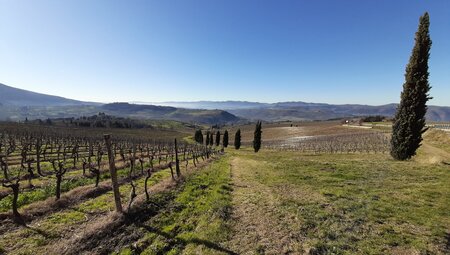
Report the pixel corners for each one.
[391,12,432,161]
[209,132,214,146]
[205,131,210,146]
[194,130,203,144]
[215,131,221,146]
[223,130,229,148]
[253,121,262,152]
[199,130,204,144]
[234,129,241,150]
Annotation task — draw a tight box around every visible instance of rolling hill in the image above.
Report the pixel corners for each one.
[0,83,95,106]
[0,103,240,125]
[155,101,450,122]
[144,100,269,110]
[228,103,450,122]
[100,103,240,124]
[1,83,449,122]
[0,83,241,124]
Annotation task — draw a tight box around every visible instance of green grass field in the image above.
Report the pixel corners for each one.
[225,148,449,254]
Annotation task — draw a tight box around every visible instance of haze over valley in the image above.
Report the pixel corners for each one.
[1,83,450,123]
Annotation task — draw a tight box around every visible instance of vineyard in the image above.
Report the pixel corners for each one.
[228,121,391,154]
[0,123,228,254]
[264,132,391,153]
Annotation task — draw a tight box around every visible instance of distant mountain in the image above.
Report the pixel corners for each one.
[231,103,450,122]
[103,102,177,114]
[1,83,448,122]
[0,84,240,124]
[0,83,96,106]
[138,101,270,110]
[156,101,450,122]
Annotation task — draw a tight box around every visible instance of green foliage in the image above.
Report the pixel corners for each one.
[32,113,152,129]
[253,121,262,152]
[194,129,203,144]
[215,131,221,146]
[223,130,229,148]
[234,129,241,150]
[0,177,90,212]
[205,130,210,146]
[391,12,432,160]
[209,132,214,146]
[47,211,85,224]
[361,115,386,123]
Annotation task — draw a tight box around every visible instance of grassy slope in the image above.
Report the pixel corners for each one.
[114,137,449,255]
[1,127,448,254]
[118,155,233,255]
[226,148,449,254]
[0,167,173,254]
[423,129,450,154]
[0,155,233,254]
[0,159,156,212]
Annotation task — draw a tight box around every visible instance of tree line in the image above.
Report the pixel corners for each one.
[194,121,262,152]
[26,113,153,129]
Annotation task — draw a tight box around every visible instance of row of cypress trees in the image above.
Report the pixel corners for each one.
[194,121,262,152]
[195,129,232,147]
[195,13,433,160]
[195,129,239,149]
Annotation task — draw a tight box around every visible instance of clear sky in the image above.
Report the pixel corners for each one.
[0,0,449,106]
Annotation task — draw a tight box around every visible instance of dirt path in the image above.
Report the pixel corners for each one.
[226,156,304,254]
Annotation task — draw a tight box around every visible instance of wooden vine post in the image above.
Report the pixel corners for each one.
[104,134,123,213]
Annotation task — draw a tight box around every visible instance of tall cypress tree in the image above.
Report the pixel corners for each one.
[194,130,203,144]
[234,129,241,150]
[253,121,262,152]
[391,12,432,161]
[205,131,210,146]
[200,130,204,144]
[215,131,221,146]
[223,130,229,148]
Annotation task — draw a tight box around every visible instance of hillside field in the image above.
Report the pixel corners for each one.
[0,122,449,254]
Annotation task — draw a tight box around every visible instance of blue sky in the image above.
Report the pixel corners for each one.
[0,0,449,106]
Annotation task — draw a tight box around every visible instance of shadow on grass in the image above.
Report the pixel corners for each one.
[445,232,450,253]
[24,225,58,239]
[139,224,238,255]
